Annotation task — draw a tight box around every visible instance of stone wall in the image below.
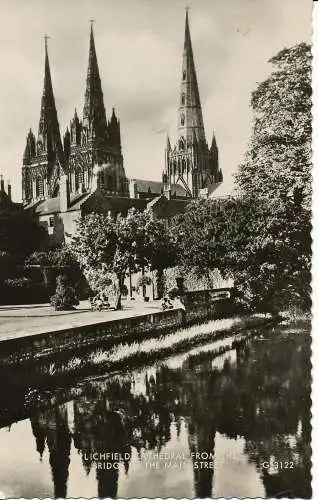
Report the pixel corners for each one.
[0,288,234,365]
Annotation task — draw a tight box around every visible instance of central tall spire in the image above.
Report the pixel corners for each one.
[82,23,107,137]
[38,36,63,160]
[164,10,222,199]
[179,10,206,145]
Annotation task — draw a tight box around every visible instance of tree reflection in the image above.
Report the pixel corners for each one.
[30,404,71,498]
[27,325,310,498]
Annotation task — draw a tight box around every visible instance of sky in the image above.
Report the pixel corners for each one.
[0,0,312,201]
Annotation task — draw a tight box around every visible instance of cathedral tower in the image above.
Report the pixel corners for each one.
[64,24,128,197]
[22,37,64,204]
[164,11,222,198]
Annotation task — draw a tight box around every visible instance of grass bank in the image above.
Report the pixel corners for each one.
[34,314,274,384]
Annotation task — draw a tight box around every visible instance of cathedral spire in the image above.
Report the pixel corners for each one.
[38,36,63,161]
[82,22,107,136]
[179,10,206,145]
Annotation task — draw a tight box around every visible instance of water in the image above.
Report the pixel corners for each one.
[0,322,311,498]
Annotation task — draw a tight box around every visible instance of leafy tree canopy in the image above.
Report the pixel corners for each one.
[71,209,176,308]
[0,206,45,258]
[236,43,311,209]
[170,43,312,313]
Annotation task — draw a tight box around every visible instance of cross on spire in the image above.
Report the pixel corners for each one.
[44,34,50,52]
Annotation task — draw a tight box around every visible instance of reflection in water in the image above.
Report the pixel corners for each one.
[0,323,311,498]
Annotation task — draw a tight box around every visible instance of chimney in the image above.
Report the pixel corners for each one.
[0,175,4,193]
[60,173,70,212]
[7,182,11,200]
[129,179,138,199]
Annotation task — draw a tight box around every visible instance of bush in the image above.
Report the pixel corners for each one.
[25,246,78,267]
[0,279,55,305]
[120,284,128,296]
[4,277,33,288]
[136,275,152,289]
[50,274,79,311]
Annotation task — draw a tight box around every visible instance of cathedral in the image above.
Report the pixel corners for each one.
[22,13,223,245]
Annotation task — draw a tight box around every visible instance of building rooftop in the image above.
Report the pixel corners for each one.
[134,178,189,199]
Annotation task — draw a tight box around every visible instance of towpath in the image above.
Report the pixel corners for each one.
[0,300,162,342]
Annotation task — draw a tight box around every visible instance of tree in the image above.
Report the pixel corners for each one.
[236,43,311,209]
[116,209,176,298]
[168,199,227,282]
[71,213,124,308]
[231,43,312,312]
[0,206,45,259]
[50,274,79,311]
[71,209,176,309]
[170,43,311,313]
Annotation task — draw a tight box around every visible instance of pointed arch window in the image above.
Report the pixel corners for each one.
[183,70,186,81]
[180,113,185,126]
[75,170,80,191]
[181,93,185,105]
[179,138,185,150]
[35,176,44,198]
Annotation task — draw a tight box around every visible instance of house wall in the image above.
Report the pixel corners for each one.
[38,210,81,246]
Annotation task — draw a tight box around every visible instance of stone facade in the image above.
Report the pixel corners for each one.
[63,26,128,199]
[22,14,223,246]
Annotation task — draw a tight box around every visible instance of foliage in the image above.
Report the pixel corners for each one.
[71,209,175,308]
[25,246,78,267]
[236,43,311,209]
[232,43,312,312]
[50,274,79,311]
[120,284,128,296]
[170,43,311,313]
[0,279,55,305]
[0,206,45,258]
[4,277,33,288]
[84,268,115,294]
[136,275,152,289]
[168,199,228,278]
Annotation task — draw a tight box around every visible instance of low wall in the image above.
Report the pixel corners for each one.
[0,288,234,365]
[0,309,184,364]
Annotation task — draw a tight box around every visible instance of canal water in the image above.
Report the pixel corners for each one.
[0,321,311,498]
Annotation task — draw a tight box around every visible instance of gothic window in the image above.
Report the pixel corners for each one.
[75,171,79,191]
[180,114,185,126]
[181,93,185,105]
[179,138,185,150]
[183,70,186,81]
[77,170,83,190]
[106,173,114,190]
[35,176,44,198]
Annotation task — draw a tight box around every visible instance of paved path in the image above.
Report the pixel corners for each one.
[0,300,162,342]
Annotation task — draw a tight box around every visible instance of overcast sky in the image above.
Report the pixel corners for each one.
[0,0,311,201]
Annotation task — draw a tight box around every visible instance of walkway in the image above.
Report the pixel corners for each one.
[0,300,162,342]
